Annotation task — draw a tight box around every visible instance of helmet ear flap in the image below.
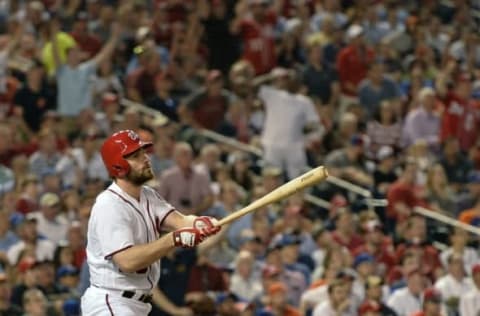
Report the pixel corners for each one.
[113,162,129,177]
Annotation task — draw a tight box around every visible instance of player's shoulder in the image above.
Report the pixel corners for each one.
[142,185,169,203]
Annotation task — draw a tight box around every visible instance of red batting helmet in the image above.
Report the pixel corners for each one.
[100,130,153,177]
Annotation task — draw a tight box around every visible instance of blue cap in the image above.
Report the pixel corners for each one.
[278,234,301,248]
[57,265,79,279]
[467,171,480,184]
[350,134,364,146]
[353,253,375,268]
[63,298,80,316]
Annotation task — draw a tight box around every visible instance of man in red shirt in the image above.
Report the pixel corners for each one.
[331,208,364,253]
[230,0,277,75]
[70,12,102,60]
[181,70,236,135]
[353,220,396,276]
[386,160,425,228]
[336,24,375,97]
[439,72,480,152]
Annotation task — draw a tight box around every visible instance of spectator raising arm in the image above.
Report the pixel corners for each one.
[91,22,122,67]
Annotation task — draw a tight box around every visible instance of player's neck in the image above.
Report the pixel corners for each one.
[116,179,141,201]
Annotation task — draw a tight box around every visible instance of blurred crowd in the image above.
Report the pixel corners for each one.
[0,0,480,315]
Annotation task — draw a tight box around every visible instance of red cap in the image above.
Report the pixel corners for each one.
[17,257,36,273]
[358,301,381,315]
[472,263,480,274]
[423,287,442,302]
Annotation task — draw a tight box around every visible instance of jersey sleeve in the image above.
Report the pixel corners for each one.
[91,196,135,259]
[148,188,176,232]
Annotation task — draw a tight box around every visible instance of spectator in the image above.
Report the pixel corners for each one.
[324,134,373,188]
[366,100,402,156]
[424,164,455,214]
[302,41,340,107]
[434,253,473,314]
[30,192,68,245]
[359,62,401,119]
[229,250,263,302]
[331,209,364,254]
[336,24,375,99]
[15,174,39,215]
[146,71,180,122]
[312,279,356,316]
[51,18,121,118]
[230,0,277,75]
[69,11,102,60]
[409,287,445,316]
[258,67,321,179]
[438,137,473,190]
[157,142,213,215]
[401,87,441,150]
[28,129,63,179]
[12,59,54,133]
[459,264,480,316]
[91,59,123,106]
[386,160,424,227]
[126,46,163,103]
[259,282,301,316]
[373,146,398,196]
[7,215,55,266]
[438,70,480,153]
[362,275,397,316]
[387,269,426,316]
[0,271,22,315]
[440,227,478,275]
[22,288,49,316]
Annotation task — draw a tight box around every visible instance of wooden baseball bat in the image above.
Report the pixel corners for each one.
[216,166,329,226]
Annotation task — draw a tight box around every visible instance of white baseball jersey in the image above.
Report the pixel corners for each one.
[86,182,174,292]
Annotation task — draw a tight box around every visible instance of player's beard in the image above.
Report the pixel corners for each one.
[126,164,154,185]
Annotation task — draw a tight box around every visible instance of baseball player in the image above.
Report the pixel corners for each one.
[80,130,221,315]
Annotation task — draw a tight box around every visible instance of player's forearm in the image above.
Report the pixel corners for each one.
[112,233,175,273]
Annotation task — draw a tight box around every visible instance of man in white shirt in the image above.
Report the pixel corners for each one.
[7,214,55,265]
[312,279,357,316]
[435,254,473,314]
[387,268,425,316]
[258,68,322,179]
[459,263,480,316]
[30,192,69,245]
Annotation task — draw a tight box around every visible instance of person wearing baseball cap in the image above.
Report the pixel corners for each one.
[362,275,397,316]
[410,287,444,316]
[81,130,222,316]
[434,253,473,313]
[459,263,480,315]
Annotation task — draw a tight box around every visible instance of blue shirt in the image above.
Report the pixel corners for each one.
[0,230,18,252]
[57,61,96,116]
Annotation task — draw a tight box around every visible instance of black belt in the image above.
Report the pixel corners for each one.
[121,290,153,303]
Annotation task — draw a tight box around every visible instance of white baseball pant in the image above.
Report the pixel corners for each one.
[81,286,152,315]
